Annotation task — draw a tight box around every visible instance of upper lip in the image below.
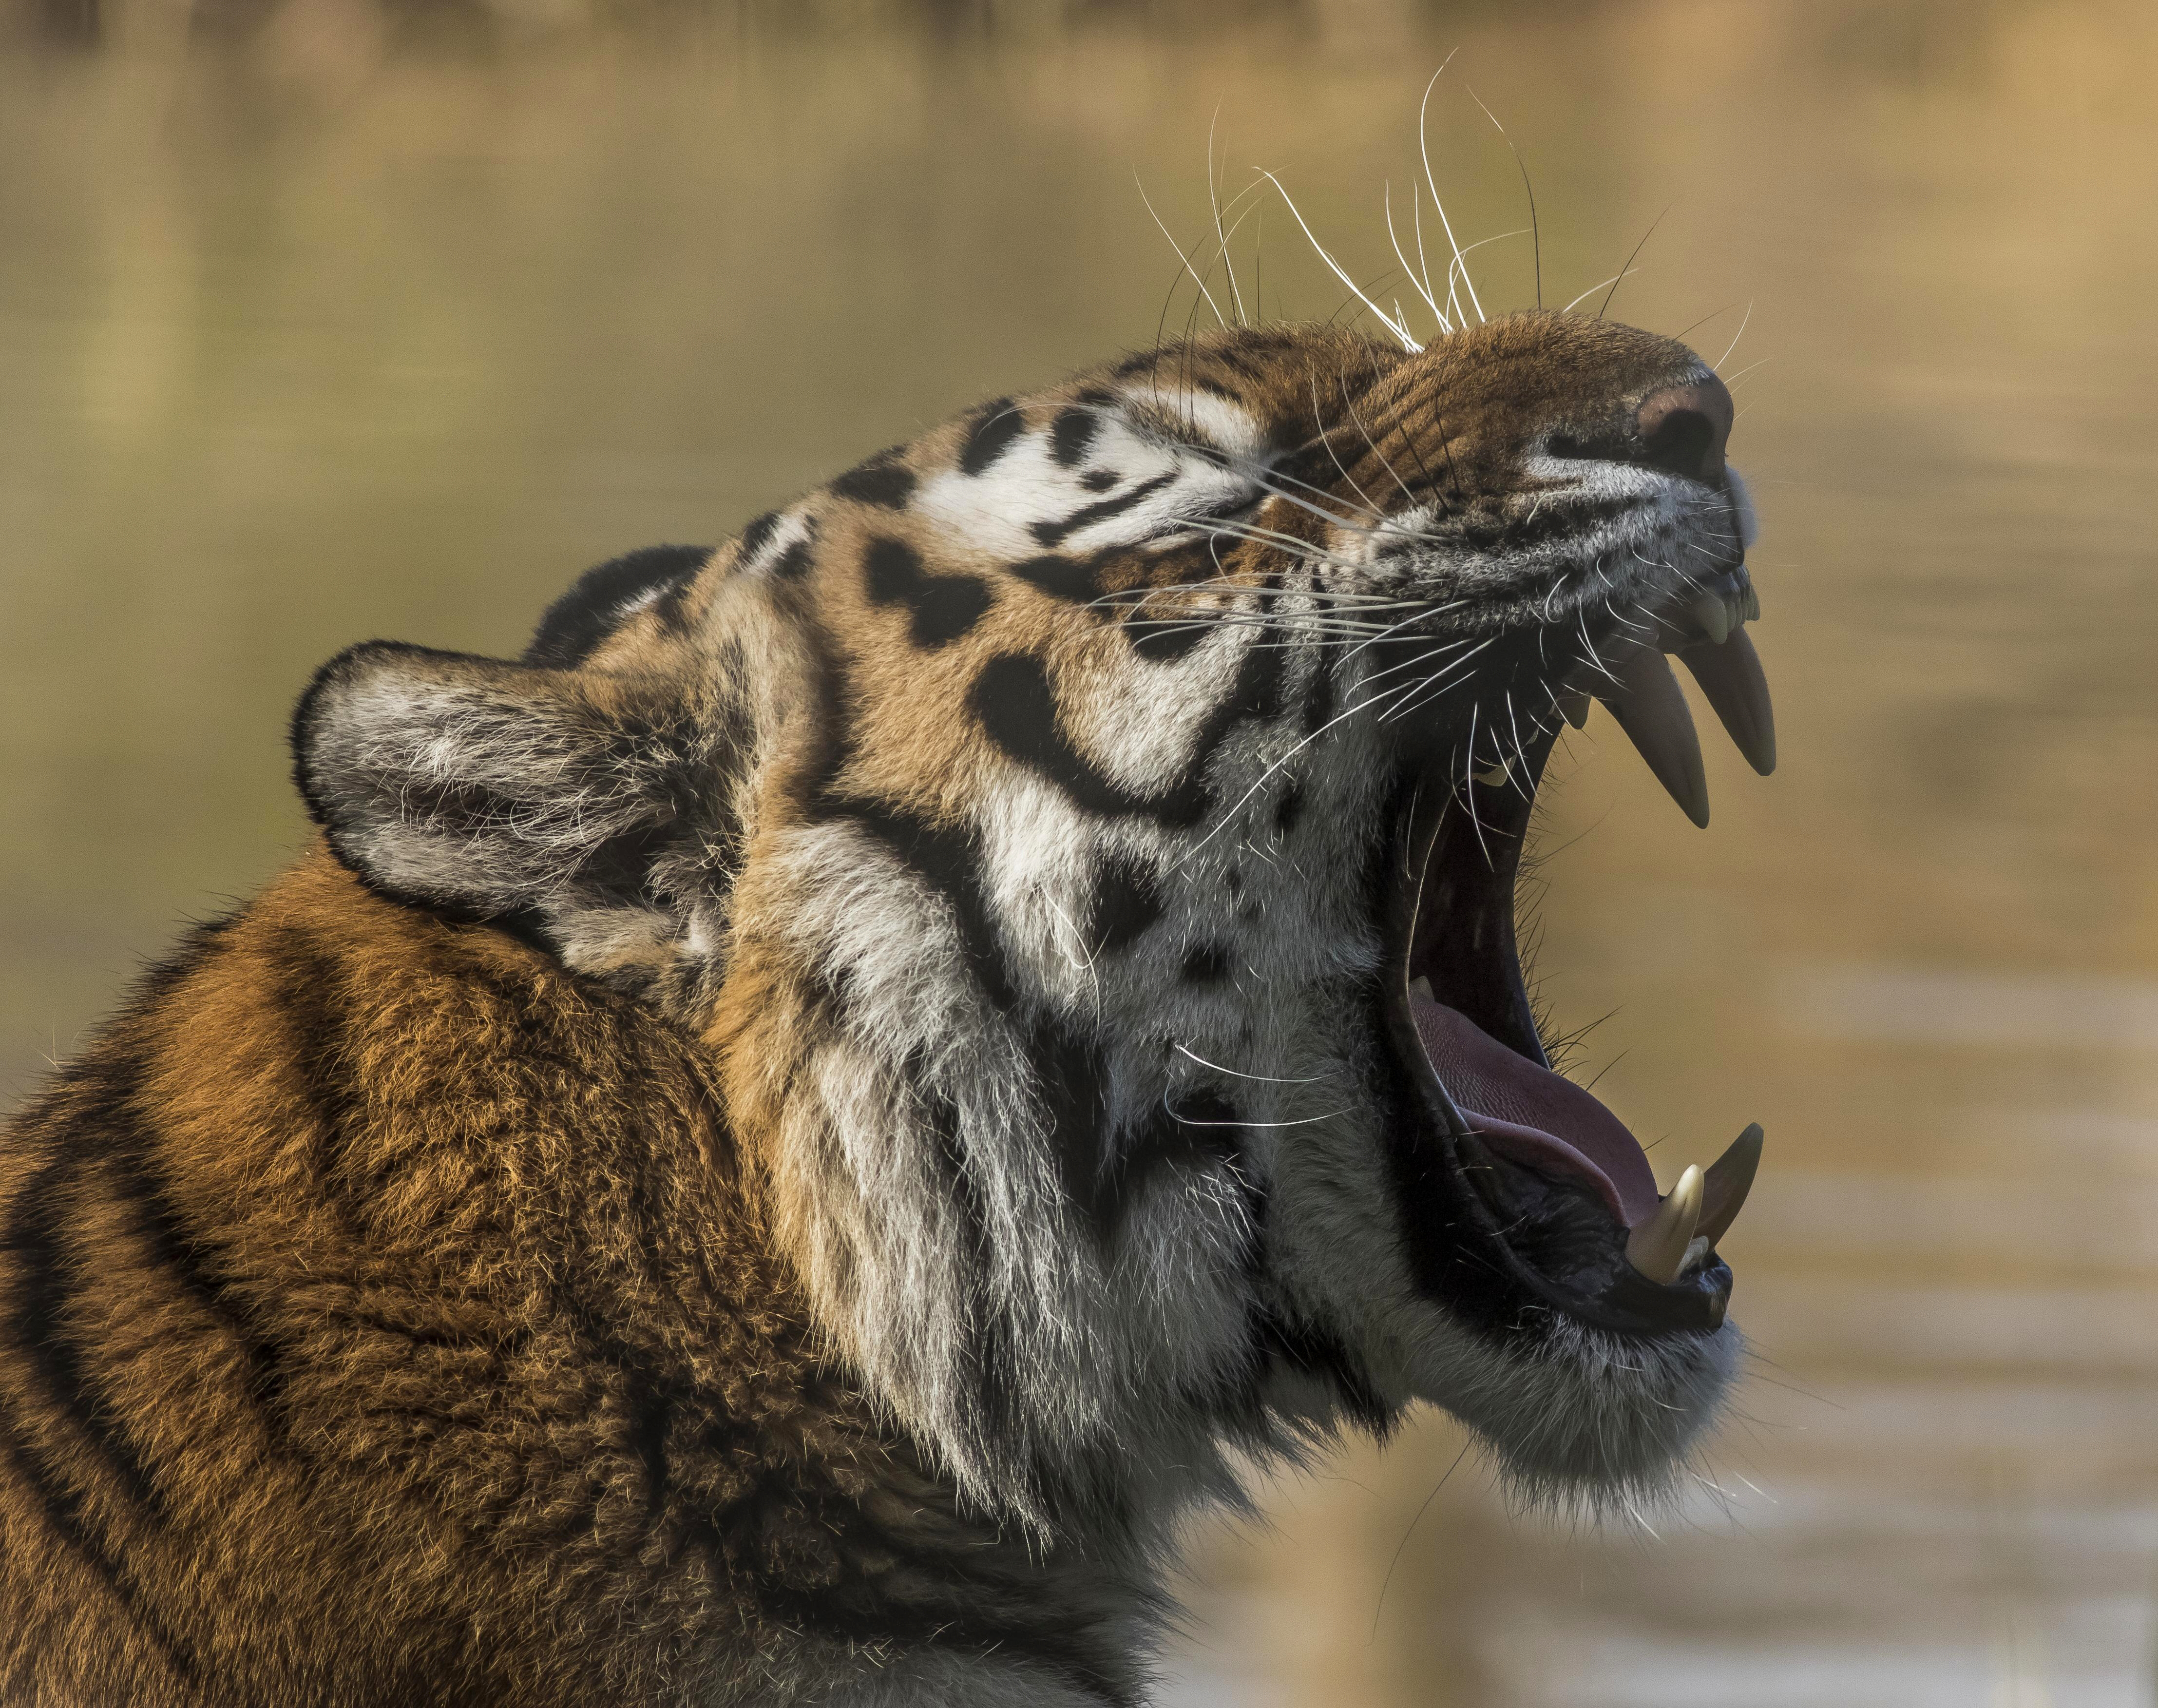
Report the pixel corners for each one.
[1380,560,1773,1339]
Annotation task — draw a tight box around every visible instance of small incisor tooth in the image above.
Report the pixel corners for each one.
[1696,1122,1763,1247]
[1556,688,1592,729]
[1625,1163,1703,1286]
[1687,594,1732,646]
[1598,648,1711,828]
[1678,627,1776,777]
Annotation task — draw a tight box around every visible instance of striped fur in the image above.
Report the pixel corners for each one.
[2,314,1748,1704]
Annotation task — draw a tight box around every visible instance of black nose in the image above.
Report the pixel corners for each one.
[1633,376,1734,483]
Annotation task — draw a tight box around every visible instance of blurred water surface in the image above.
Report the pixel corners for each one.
[5,1,2158,1702]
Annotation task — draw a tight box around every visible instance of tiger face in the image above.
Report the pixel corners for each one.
[296,310,1770,1535]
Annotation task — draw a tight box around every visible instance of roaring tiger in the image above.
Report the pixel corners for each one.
[0,310,1772,1706]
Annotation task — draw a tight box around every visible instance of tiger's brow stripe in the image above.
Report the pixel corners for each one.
[1050,406,1101,468]
[958,398,1026,476]
[1029,470,1177,550]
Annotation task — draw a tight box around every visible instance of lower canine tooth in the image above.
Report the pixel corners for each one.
[1473,763,1509,786]
[1625,1163,1704,1286]
[1598,648,1711,828]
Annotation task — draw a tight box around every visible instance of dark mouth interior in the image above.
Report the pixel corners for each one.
[1390,717,1734,1337]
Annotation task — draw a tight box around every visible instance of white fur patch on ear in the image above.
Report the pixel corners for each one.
[292,640,688,922]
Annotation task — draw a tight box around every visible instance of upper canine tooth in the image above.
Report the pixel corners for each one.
[1598,648,1711,828]
[1687,594,1733,646]
[1473,762,1510,786]
[1678,628,1776,777]
[1743,586,1761,622]
[1696,1122,1763,1247]
[1625,1163,1704,1285]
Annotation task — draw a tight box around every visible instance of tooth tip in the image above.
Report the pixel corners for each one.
[1696,1124,1764,1248]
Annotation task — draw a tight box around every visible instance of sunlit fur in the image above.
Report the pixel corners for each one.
[0,312,1746,1705]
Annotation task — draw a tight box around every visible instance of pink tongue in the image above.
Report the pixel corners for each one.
[1410,994,1661,1227]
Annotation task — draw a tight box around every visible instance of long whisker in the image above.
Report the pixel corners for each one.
[1135,170,1229,331]
[1385,180,1448,329]
[1715,300,1756,370]
[1417,57,1485,325]
[1562,269,1635,315]
[1207,107,1248,327]
[1466,82,1541,311]
[1260,170,1422,352]
[1599,205,1668,321]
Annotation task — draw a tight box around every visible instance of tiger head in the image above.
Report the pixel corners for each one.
[293,310,1770,1538]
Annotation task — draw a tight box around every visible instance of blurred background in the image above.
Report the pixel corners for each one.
[4,0,2157,1701]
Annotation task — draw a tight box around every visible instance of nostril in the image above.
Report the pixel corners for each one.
[1633,378,1734,483]
[1642,408,1718,480]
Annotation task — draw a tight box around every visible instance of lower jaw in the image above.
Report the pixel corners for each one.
[1381,728,1733,1340]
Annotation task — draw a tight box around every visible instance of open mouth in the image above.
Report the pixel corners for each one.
[1384,563,1771,1338]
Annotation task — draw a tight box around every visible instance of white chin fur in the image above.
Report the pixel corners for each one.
[1446,1315,1742,1516]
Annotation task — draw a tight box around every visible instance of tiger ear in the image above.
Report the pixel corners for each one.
[291,640,725,981]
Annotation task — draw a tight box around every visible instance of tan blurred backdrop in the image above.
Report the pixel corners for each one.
[5,1,2158,1702]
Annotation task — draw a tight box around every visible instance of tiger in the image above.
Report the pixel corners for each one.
[0,307,1774,1707]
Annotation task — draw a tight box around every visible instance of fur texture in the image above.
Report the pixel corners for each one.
[1,314,1749,1705]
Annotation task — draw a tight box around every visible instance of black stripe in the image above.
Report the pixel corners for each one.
[959,399,1026,476]
[1009,553,1101,606]
[0,1431,199,1685]
[758,1576,1132,1707]
[968,619,1284,831]
[1179,942,1232,985]
[102,1111,289,1422]
[736,509,782,565]
[1092,1092,1244,1236]
[913,1066,1027,1459]
[1030,470,1177,549]
[832,451,916,510]
[830,800,1015,1011]
[3,1151,166,1521]
[523,544,710,668]
[1084,851,1163,956]
[1050,406,1100,467]
[1126,613,1209,662]
[864,536,993,650]
[1301,655,1338,738]
[1021,1017,1111,1234]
